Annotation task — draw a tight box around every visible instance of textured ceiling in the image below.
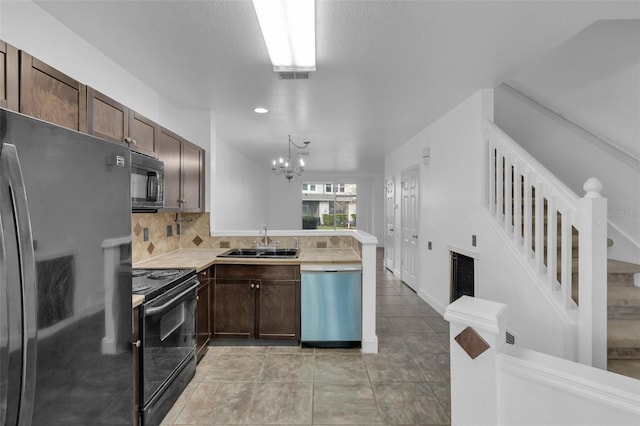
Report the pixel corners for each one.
[33,0,639,173]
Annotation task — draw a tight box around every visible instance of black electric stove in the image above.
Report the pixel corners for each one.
[132,268,197,300]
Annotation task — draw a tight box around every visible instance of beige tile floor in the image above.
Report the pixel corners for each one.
[161,249,451,425]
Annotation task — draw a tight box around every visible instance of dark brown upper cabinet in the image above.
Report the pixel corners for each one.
[88,88,159,158]
[87,87,129,145]
[20,51,87,133]
[128,110,159,158]
[0,40,19,111]
[157,127,205,213]
[157,127,183,211]
[181,139,205,213]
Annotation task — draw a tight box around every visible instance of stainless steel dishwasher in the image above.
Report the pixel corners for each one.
[300,264,362,347]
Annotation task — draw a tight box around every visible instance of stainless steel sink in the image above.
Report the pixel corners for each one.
[217,248,299,259]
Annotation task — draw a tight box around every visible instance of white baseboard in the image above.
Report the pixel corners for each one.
[418,288,447,317]
[361,336,379,353]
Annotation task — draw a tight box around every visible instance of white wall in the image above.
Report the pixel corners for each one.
[212,136,269,231]
[386,90,571,358]
[495,84,640,264]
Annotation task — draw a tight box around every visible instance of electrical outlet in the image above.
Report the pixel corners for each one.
[143,228,149,242]
[176,223,181,235]
[167,225,173,237]
[472,235,477,247]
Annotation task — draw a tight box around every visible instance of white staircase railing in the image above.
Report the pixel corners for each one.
[483,120,608,368]
[445,297,640,426]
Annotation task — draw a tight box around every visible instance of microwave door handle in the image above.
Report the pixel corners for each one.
[0,143,37,425]
[147,172,158,201]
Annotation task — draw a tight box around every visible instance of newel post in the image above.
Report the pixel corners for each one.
[444,296,510,426]
[578,177,608,369]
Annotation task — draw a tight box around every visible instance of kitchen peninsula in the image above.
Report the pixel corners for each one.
[132,214,378,353]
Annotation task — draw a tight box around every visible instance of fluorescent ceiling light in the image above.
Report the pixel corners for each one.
[252,0,316,72]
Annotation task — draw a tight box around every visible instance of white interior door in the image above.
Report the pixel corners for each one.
[384,177,395,271]
[401,168,419,290]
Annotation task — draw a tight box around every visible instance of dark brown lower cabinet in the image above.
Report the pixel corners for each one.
[196,268,211,361]
[213,264,300,341]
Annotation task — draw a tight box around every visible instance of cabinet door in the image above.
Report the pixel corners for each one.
[181,139,205,213]
[196,270,211,362]
[256,280,300,340]
[20,51,87,132]
[129,111,158,158]
[213,279,255,339]
[87,87,128,145]
[157,127,182,211]
[0,41,18,110]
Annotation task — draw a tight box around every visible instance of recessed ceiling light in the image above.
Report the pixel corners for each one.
[254,107,269,114]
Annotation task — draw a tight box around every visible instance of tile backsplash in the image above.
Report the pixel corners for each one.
[132,211,361,263]
[132,213,181,262]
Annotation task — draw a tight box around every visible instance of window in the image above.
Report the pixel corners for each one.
[302,182,357,230]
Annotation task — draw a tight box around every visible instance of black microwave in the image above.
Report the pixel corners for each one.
[131,152,164,212]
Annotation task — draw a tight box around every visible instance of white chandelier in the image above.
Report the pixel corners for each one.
[271,135,311,182]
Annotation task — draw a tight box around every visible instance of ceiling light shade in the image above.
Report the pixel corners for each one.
[254,107,269,113]
[252,0,316,72]
[271,135,311,182]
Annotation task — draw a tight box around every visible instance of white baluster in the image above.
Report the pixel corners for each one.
[534,180,545,272]
[496,146,504,223]
[547,195,558,287]
[561,209,574,309]
[523,171,533,258]
[504,154,513,235]
[513,162,522,245]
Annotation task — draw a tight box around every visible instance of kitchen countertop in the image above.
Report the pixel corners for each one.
[132,294,144,309]
[133,247,361,272]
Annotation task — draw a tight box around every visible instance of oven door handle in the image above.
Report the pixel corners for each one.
[145,282,198,316]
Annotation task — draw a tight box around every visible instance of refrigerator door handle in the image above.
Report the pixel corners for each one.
[0,143,38,425]
[0,181,8,426]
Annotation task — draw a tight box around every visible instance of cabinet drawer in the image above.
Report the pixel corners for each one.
[215,264,300,280]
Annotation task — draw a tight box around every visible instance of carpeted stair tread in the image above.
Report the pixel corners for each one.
[608,286,640,319]
[608,259,640,274]
[607,319,640,360]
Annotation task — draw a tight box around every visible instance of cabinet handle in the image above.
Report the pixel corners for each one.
[133,340,141,348]
[250,283,255,289]
[196,295,200,301]
[131,139,137,146]
[256,284,260,289]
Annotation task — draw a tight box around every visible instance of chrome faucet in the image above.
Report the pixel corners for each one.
[260,224,268,247]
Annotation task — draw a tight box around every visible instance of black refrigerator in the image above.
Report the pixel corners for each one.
[0,108,133,425]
